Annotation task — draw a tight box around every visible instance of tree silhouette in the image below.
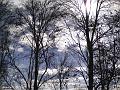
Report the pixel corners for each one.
[65,0,113,90]
[8,0,68,90]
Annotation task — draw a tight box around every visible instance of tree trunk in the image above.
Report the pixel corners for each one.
[87,42,93,90]
[85,14,94,90]
[59,73,62,90]
[106,83,110,90]
[34,42,39,90]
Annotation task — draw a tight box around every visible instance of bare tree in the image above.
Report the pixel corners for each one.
[64,0,113,90]
[7,0,68,90]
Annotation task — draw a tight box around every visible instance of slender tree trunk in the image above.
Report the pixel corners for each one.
[59,73,62,90]
[88,45,93,90]
[85,13,94,90]
[87,37,93,90]
[34,41,39,90]
[107,83,110,90]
